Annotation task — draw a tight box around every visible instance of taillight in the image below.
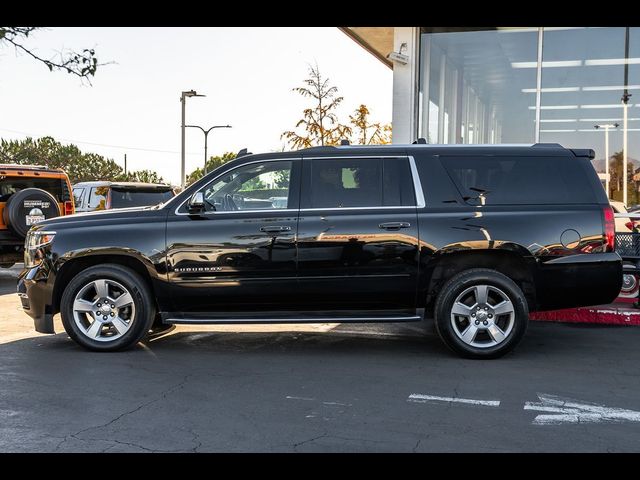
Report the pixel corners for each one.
[603,206,615,252]
[626,221,636,231]
[64,201,74,215]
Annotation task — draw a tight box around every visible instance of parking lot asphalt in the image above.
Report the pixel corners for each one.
[1,264,640,452]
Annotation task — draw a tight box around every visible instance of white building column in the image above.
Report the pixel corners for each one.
[391,27,420,144]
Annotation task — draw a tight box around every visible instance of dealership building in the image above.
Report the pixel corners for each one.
[342,27,639,202]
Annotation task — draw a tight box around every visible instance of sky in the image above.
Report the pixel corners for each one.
[0,27,392,185]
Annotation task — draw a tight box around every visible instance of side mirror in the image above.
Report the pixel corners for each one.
[188,191,206,214]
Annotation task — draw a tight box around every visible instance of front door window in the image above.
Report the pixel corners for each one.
[199,161,292,212]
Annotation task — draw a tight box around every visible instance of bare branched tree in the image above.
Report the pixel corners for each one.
[281,65,352,149]
[0,27,109,83]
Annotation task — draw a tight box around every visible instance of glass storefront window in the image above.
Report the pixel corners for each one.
[419,29,538,144]
[539,27,640,203]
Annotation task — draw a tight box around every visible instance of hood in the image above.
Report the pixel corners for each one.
[37,205,166,229]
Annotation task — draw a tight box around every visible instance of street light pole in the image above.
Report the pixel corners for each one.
[622,26,631,206]
[180,90,205,189]
[595,123,619,197]
[185,124,232,175]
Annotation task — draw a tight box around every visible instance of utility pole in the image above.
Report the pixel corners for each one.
[124,153,127,175]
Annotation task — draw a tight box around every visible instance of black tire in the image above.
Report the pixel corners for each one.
[434,268,528,359]
[60,264,156,352]
[2,188,61,238]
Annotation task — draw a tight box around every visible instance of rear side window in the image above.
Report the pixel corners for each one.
[0,177,64,202]
[442,156,601,205]
[110,189,174,208]
[308,157,415,208]
[88,186,108,210]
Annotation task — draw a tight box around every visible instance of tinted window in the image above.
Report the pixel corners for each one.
[310,158,381,208]
[111,189,174,208]
[199,161,292,212]
[0,177,64,202]
[442,156,600,205]
[383,158,415,206]
[72,187,85,207]
[88,186,108,211]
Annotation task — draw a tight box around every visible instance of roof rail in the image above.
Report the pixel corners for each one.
[303,146,337,152]
[532,143,563,148]
[0,164,52,170]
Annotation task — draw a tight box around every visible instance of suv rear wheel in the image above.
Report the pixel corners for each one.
[434,268,528,359]
[60,264,155,351]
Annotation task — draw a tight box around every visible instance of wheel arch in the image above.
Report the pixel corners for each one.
[422,249,536,316]
[53,253,158,313]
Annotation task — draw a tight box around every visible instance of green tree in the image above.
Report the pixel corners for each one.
[349,104,392,145]
[273,170,290,188]
[0,136,164,185]
[609,150,639,205]
[119,169,166,184]
[185,152,237,185]
[281,65,352,149]
[0,27,107,83]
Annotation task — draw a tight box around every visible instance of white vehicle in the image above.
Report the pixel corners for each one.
[610,200,636,232]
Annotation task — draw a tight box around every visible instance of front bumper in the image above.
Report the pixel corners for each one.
[534,252,623,311]
[17,264,56,334]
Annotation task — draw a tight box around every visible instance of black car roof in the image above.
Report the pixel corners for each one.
[233,143,590,161]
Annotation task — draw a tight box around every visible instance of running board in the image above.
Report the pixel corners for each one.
[162,314,421,325]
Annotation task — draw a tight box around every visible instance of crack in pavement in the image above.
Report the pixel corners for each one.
[292,432,329,450]
[54,374,192,452]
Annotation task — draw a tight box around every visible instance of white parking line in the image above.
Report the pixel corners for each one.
[408,394,501,407]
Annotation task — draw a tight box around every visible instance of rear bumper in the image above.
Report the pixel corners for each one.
[534,252,623,311]
[17,264,56,334]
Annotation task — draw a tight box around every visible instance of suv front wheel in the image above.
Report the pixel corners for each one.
[60,264,155,351]
[434,268,528,359]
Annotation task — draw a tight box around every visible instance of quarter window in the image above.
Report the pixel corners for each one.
[199,161,292,212]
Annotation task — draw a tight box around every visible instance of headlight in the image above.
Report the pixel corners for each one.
[24,231,56,268]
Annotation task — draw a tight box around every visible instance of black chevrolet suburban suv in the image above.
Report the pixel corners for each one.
[17,143,622,358]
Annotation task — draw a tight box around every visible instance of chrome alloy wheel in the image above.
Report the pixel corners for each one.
[449,284,515,348]
[72,279,136,342]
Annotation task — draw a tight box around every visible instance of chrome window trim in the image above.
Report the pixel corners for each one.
[174,157,299,216]
[173,154,426,215]
[300,206,416,212]
[408,155,426,208]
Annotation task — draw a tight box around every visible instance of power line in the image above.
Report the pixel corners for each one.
[0,127,203,155]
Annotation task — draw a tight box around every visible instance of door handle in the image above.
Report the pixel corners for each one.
[260,225,292,233]
[379,222,411,230]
